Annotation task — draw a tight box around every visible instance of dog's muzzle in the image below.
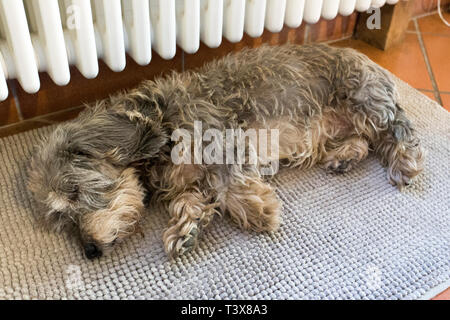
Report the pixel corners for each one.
[84,243,103,259]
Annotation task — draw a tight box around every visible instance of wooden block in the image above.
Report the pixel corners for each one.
[355,1,415,50]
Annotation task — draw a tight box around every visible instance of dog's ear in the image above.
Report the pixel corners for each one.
[67,108,168,166]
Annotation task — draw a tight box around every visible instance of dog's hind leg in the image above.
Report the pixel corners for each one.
[344,94,424,188]
[373,108,424,188]
[163,189,219,257]
[224,166,281,232]
[334,51,424,188]
[321,136,369,174]
[337,62,424,188]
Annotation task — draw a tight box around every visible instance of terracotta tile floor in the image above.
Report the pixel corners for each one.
[0,11,449,300]
[333,11,450,112]
[432,288,450,300]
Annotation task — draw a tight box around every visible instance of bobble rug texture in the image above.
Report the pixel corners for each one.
[0,77,448,299]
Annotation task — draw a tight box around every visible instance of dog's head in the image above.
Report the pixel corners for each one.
[27,102,168,259]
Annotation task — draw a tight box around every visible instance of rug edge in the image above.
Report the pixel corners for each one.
[417,278,450,300]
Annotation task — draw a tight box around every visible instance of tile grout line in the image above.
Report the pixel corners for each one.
[417,88,434,92]
[324,35,354,45]
[413,18,443,106]
[417,88,450,95]
[406,30,450,38]
[413,9,440,20]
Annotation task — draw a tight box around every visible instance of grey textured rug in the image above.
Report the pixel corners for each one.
[0,78,449,300]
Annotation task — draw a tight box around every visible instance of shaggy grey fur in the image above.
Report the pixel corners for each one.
[27,44,424,259]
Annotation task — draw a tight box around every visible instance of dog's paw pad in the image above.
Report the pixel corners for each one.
[388,171,414,189]
[177,226,199,255]
[326,160,354,174]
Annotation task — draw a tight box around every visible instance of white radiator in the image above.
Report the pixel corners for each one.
[0,0,398,101]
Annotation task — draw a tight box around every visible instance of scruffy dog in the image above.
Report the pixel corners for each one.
[28,44,424,259]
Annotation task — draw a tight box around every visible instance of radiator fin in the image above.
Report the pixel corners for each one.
[176,0,200,54]
[285,0,305,28]
[0,0,40,93]
[265,0,287,33]
[223,0,245,43]
[200,0,223,48]
[245,0,266,38]
[123,0,152,65]
[0,0,396,101]
[94,0,126,72]
[150,0,176,59]
[322,0,339,20]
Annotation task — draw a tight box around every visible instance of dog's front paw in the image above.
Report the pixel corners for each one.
[324,159,355,174]
[321,137,369,174]
[387,167,416,189]
[177,225,199,255]
[164,223,200,258]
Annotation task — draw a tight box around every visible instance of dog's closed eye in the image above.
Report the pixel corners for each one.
[69,185,79,202]
[61,147,91,160]
[70,148,91,158]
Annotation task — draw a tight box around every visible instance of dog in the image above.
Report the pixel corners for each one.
[27,44,424,259]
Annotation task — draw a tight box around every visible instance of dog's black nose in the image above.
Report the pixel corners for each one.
[84,243,102,259]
